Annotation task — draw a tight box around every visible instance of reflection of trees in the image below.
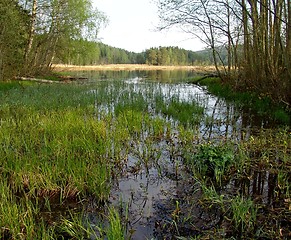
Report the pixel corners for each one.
[145,70,199,82]
[83,70,200,82]
[202,96,276,141]
[202,98,241,140]
[235,170,277,205]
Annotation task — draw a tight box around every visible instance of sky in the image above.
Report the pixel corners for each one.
[93,0,205,53]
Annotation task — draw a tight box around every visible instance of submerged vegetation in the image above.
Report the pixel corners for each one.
[0,71,290,239]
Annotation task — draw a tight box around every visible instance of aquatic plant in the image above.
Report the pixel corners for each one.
[230,195,257,233]
[199,77,290,125]
[200,183,226,211]
[106,207,125,240]
[155,94,204,126]
[0,72,290,239]
[55,211,97,239]
[185,143,235,185]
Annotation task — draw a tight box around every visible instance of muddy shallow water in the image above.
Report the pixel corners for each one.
[72,70,290,239]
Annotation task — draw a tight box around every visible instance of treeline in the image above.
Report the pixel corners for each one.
[56,41,146,65]
[145,47,212,66]
[55,42,213,66]
[0,0,217,81]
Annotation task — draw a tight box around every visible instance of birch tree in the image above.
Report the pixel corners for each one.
[20,0,107,74]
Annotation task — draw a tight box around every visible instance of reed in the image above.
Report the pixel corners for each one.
[230,195,257,233]
[106,207,125,240]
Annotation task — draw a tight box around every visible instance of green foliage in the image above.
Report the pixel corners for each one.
[187,143,235,185]
[155,95,204,126]
[199,77,290,125]
[230,196,257,232]
[56,211,96,239]
[145,46,211,66]
[0,0,29,80]
[0,81,20,91]
[56,42,215,66]
[0,0,108,78]
[107,207,124,240]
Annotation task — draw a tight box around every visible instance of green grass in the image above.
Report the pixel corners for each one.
[107,207,125,240]
[230,195,257,233]
[0,83,114,238]
[155,95,204,126]
[0,81,20,91]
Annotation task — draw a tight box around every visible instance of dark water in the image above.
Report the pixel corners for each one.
[72,70,287,239]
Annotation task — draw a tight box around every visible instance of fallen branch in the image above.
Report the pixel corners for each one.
[187,73,219,84]
[15,77,66,84]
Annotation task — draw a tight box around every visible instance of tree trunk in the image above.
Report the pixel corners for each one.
[24,0,37,63]
[200,0,222,78]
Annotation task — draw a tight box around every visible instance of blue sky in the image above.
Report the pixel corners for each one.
[93,0,205,53]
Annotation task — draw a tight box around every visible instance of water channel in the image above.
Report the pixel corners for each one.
[71,70,289,239]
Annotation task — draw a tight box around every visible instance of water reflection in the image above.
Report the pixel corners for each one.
[75,69,204,83]
[234,170,278,205]
[88,72,271,141]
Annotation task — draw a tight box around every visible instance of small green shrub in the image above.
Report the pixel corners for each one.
[187,144,235,185]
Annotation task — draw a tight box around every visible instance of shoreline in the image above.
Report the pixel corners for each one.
[52,64,217,72]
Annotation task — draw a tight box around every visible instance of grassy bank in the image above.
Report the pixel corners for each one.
[192,77,291,125]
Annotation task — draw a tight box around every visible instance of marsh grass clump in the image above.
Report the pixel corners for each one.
[0,83,96,110]
[0,81,20,91]
[230,195,257,234]
[155,95,204,126]
[185,143,235,186]
[106,207,125,240]
[199,77,290,125]
[0,107,112,201]
[0,93,114,239]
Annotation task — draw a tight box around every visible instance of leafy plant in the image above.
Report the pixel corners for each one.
[188,143,235,185]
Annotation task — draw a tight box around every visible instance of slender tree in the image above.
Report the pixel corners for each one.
[157,0,291,104]
[19,0,107,74]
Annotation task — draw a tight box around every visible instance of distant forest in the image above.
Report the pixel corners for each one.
[55,40,216,66]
